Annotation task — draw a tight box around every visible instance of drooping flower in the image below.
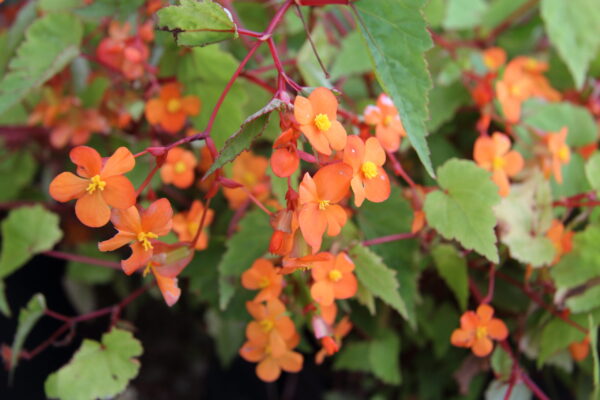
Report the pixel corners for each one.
[96,21,150,80]
[223,151,270,209]
[145,242,194,306]
[315,316,352,364]
[49,146,136,227]
[239,333,303,382]
[343,136,390,206]
[172,200,214,250]
[569,335,590,361]
[241,259,284,302]
[482,47,506,71]
[473,132,524,196]
[298,163,352,252]
[542,127,570,184]
[450,304,509,357]
[160,147,198,189]
[545,219,574,264]
[294,87,347,155]
[98,198,173,275]
[281,252,333,275]
[271,128,300,178]
[310,252,357,306]
[363,94,406,152]
[145,82,201,134]
[269,210,298,256]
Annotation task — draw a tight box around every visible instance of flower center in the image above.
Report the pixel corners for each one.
[167,98,182,113]
[174,161,187,174]
[260,319,274,333]
[314,113,331,131]
[475,326,488,340]
[137,231,158,251]
[361,161,378,179]
[558,145,570,162]
[328,269,342,282]
[383,115,393,126]
[318,200,330,211]
[187,221,199,236]
[258,276,270,289]
[143,263,154,277]
[492,156,505,171]
[86,175,106,194]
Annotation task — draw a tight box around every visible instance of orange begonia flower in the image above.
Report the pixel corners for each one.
[315,316,352,364]
[241,259,284,302]
[546,219,574,264]
[281,252,333,275]
[145,82,200,134]
[569,336,590,361]
[49,146,136,227]
[223,151,270,209]
[160,147,198,189]
[298,163,352,252]
[96,21,150,80]
[239,333,303,382]
[543,127,570,184]
[271,128,300,178]
[473,132,524,197]
[98,198,173,275]
[363,94,406,152]
[294,87,347,155]
[450,304,509,357]
[172,200,214,250]
[343,136,390,206]
[310,252,357,306]
[482,47,506,71]
[145,242,194,306]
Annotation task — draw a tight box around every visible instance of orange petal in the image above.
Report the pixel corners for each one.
[98,232,135,251]
[269,331,288,358]
[141,198,173,236]
[294,95,314,125]
[49,172,89,202]
[324,120,347,151]
[320,303,337,325]
[241,267,261,290]
[460,311,479,330]
[375,124,400,152]
[275,317,296,341]
[70,146,102,178]
[491,132,511,156]
[153,271,181,306]
[503,150,524,177]
[324,205,347,237]
[450,328,472,347]
[145,98,166,125]
[311,281,335,306]
[75,192,111,227]
[473,135,495,169]
[298,204,327,251]
[101,147,135,177]
[333,273,357,300]
[351,176,366,207]
[364,168,391,203]
[266,298,286,316]
[477,304,495,322]
[314,163,353,203]
[159,82,182,101]
[122,242,152,275]
[246,301,267,320]
[111,206,142,234]
[256,357,281,382]
[271,148,299,178]
[103,175,136,209]
[173,169,195,189]
[240,341,265,363]
[309,87,337,120]
[363,105,382,125]
[182,96,201,116]
[472,337,493,357]
[364,137,386,166]
[160,112,187,134]
[300,124,331,155]
[492,169,510,197]
[343,135,365,172]
[246,321,269,346]
[278,351,303,373]
[487,318,509,340]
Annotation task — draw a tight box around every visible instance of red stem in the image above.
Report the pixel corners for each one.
[387,151,417,189]
[481,263,496,304]
[43,250,121,270]
[362,232,415,246]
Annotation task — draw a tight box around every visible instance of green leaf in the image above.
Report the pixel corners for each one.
[66,243,116,285]
[538,314,587,367]
[541,0,600,89]
[329,30,372,81]
[566,286,600,314]
[0,280,9,317]
[586,152,600,194]
[424,159,501,262]
[494,177,556,267]
[431,244,468,310]
[443,0,487,30]
[79,76,110,108]
[10,294,46,380]
[205,99,286,177]
[0,147,36,202]
[45,329,143,400]
[297,25,336,88]
[39,0,84,12]
[0,13,83,115]
[333,341,371,372]
[369,333,402,385]
[156,0,237,47]
[490,346,512,381]
[75,0,146,20]
[354,0,435,177]
[590,314,600,389]
[480,0,530,32]
[551,225,600,290]
[0,0,38,75]
[426,82,470,132]
[349,244,408,320]
[485,380,531,400]
[205,309,246,367]
[522,101,597,147]
[218,209,271,310]
[0,205,63,279]
[551,153,591,198]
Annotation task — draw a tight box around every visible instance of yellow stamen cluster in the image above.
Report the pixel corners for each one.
[187,221,199,236]
[143,263,153,277]
[174,161,187,174]
[314,113,332,131]
[137,231,158,251]
[558,146,570,162]
[328,269,342,282]
[260,319,274,333]
[492,156,506,171]
[258,276,270,289]
[318,200,330,211]
[86,175,107,194]
[167,98,182,113]
[475,326,488,340]
[361,161,378,180]
[383,115,393,126]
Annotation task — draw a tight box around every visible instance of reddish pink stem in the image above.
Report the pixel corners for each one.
[362,232,415,246]
[43,250,121,270]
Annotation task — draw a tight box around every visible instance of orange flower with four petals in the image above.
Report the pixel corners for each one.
[145,82,200,134]
[343,136,390,206]
[473,132,524,196]
[241,259,284,302]
[160,147,198,189]
[450,304,509,357]
[363,94,406,152]
[172,200,214,250]
[545,219,574,264]
[310,252,357,306]
[542,127,570,184]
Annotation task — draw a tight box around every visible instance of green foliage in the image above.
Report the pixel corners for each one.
[586,152,600,194]
[0,0,38,75]
[39,0,84,12]
[218,209,271,309]
[10,294,46,380]
[349,244,409,321]
[490,346,512,381]
[0,13,83,115]
[205,99,286,177]
[485,380,531,400]
[494,177,556,267]
[590,315,600,390]
[538,314,587,367]
[551,225,600,290]
[297,25,336,88]
[431,244,468,310]
[0,280,9,317]
[424,159,501,262]
[157,0,238,47]
[45,329,143,400]
[355,0,434,177]
[75,0,146,20]
[329,30,372,81]
[443,0,487,30]
[0,148,36,202]
[426,82,470,132]
[0,205,63,279]
[66,244,116,285]
[541,0,600,89]
[205,309,246,367]
[551,154,592,198]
